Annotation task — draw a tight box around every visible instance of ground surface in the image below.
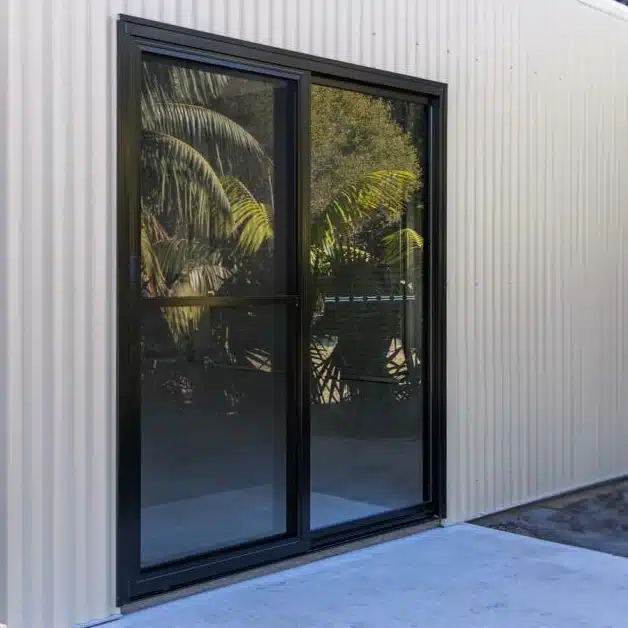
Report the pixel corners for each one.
[114,523,628,627]
[475,478,628,558]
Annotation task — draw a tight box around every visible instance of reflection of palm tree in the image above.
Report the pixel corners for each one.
[310,169,422,274]
[140,62,271,337]
[140,62,423,411]
[308,181,424,409]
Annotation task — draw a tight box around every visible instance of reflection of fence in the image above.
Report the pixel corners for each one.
[323,295,416,303]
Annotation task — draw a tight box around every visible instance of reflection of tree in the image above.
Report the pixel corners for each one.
[140,62,272,338]
[140,64,425,416]
[308,87,425,419]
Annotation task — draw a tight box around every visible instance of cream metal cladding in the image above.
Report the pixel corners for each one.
[0,0,8,623]
[3,0,628,626]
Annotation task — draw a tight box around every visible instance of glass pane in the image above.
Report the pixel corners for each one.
[140,57,290,298]
[309,85,427,530]
[140,304,287,566]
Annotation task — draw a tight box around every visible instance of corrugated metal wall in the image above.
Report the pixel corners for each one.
[3,0,628,626]
[4,0,116,625]
[1,0,8,624]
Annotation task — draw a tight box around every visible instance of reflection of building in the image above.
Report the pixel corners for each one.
[2,1,628,626]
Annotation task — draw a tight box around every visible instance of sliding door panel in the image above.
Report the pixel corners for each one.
[140,57,293,299]
[137,55,298,567]
[309,85,428,530]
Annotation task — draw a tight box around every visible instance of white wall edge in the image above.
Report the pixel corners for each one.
[578,0,628,20]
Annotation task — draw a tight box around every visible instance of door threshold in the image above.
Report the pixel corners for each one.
[122,516,441,615]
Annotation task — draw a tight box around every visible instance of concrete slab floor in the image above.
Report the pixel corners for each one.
[114,524,628,627]
[475,478,628,558]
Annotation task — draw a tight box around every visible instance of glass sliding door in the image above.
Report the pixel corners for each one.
[137,56,299,567]
[118,16,446,604]
[308,84,429,530]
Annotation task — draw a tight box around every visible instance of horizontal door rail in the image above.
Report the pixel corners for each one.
[142,353,283,374]
[141,295,299,307]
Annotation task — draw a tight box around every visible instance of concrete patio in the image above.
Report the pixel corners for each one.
[113,523,628,628]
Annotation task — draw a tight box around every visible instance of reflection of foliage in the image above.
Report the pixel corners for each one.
[225,177,273,256]
[310,86,420,216]
[308,88,426,409]
[382,228,425,267]
[140,61,271,339]
[310,169,420,276]
[140,64,425,412]
[310,334,418,406]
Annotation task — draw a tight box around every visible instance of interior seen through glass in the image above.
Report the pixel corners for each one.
[138,55,428,567]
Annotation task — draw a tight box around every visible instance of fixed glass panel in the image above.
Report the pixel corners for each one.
[309,85,427,529]
[140,57,292,299]
[140,304,287,566]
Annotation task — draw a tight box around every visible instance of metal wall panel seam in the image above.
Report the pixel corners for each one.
[0,0,8,619]
[6,0,26,623]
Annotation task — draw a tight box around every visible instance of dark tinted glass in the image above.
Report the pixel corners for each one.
[309,85,427,529]
[138,55,293,566]
[140,58,290,299]
[140,304,287,566]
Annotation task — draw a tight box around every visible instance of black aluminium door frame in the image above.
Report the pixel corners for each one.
[117,20,309,603]
[117,14,447,606]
